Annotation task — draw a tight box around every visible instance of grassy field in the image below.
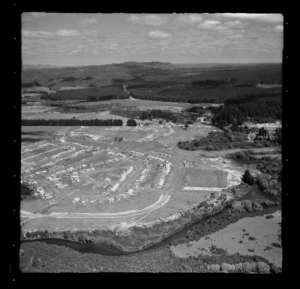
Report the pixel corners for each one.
[183,168,227,188]
[170,210,282,268]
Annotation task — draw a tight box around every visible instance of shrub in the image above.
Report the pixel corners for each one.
[127,119,137,126]
[242,170,255,185]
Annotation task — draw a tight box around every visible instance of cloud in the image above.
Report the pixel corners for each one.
[128,15,167,26]
[22,30,53,38]
[22,12,52,22]
[178,14,203,24]
[56,30,80,37]
[221,13,283,23]
[79,18,98,26]
[274,25,283,32]
[30,12,48,18]
[198,20,226,30]
[229,34,244,39]
[225,20,245,28]
[148,30,171,39]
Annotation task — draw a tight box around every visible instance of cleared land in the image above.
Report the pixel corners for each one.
[21,124,244,234]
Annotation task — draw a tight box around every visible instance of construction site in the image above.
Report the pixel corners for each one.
[21,123,245,234]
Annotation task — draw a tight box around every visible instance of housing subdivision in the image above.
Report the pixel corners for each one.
[21,124,244,233]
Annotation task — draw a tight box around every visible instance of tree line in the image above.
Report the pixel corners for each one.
[140,109,178,122]
[211,99,281,128]
[130,91,218,104]
[22,118,123,126]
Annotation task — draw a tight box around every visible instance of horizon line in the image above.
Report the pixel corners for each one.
[23,61,282,68]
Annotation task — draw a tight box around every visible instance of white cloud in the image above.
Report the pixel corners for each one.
[229,34,244,39]
[22,12,52,22]
[56,30,80,37]
[79,18,98,26]
[198,20,226,30]
[225,20,245,28]
[178,14,203,24]
[70,49,81,54]
[274,25,283,32]
[22,30,53,38]
[82,28,98,36]
[148,30,171,39]
[128,14,167,26]
[222,13,283,23]
[204,20,221,25]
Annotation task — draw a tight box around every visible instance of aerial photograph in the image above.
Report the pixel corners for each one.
[20,13,283,273]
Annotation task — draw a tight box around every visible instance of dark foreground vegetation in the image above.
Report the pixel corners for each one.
[235,153,282,198]
[21,183,35,200]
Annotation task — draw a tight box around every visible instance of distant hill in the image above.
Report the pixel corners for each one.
[21,61,175,89]
[22,64,62,70]
[22,62,282,103]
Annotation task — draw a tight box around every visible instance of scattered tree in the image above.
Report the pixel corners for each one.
[242,169,255,185]
[127,119,137,126]
[274,127,282,144]
[257,127,269,138]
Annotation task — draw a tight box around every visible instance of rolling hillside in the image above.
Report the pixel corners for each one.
[22,62,282,103]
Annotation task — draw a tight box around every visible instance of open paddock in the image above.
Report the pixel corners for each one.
[183,168,227,188]
[170,210,282,268]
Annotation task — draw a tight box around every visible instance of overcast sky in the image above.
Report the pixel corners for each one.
[22,13,283,66]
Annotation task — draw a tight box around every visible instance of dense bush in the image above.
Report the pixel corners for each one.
[41,86,128,101]
[21,183,34,200]
[140,110,177,122]
[83,76,93,81]
[274,127,282,144]
[212,98,281,128]
[61,76,77,82]
[191,79,230,88]
[22,80,42,88]
[22,118,123,126]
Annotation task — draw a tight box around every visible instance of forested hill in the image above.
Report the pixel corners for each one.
[22,62,282,104]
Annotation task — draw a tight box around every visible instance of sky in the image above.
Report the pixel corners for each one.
[22,13,283,66]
